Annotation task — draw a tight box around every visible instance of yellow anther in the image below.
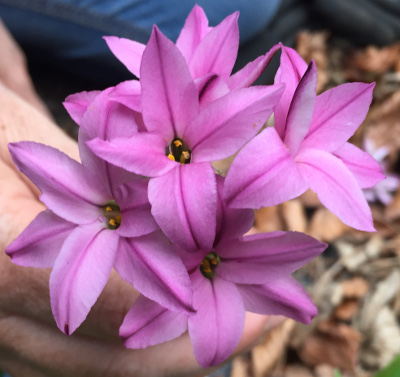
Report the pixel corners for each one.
[211,258,218,265]
[168,154,176,161]
[115,214,122,224]
[204,267,211,273]
[180,151,190,164]
[105,206,113,212]
[173,140,183,147]
[109,219,117,227]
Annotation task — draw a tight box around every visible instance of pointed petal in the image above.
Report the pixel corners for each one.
[109,80,141,112]
[87,134,176,178]
[115,179,158,238]
[80,88,138,142]
[6,210,76,268]
[114,233,193,313]
[274,45,308,139]
[104,36,145,78]
[215,175,254,245]
[228,44,280,90]
[216,231,326,284]
[189,271,245,367]
[302,83,375,152]
[296,148,375,231]
[186,85,284,163]
[9,142,110,224]
[50,223,119,334]
[189,12,239,80]
[198,75,230,108]
[148,163,217,252]
[120,295,188,349]
[284,61,317,156]
[238,276,317,324]
[63,90,101,126]
[141,26,199,140]
[334,142,385,188]
[224,128,308,209]
[176,4,211,63]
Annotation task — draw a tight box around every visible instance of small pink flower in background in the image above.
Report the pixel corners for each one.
[119,177,327,367]
[362,138,399,204]
[224,46,384,232]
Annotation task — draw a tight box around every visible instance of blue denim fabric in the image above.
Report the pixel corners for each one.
[0,0,280,55]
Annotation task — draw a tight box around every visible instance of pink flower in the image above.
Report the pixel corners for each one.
[362,139,399,204]
[224,46,384,231]
[103,5,280,109]
[118,177,327,367]
[6,93,194,335]
[88,26,283,252]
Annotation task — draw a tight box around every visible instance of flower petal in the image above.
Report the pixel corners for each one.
[189,12,239,80]
[148,163,217,252]
[302,82,375,152]
[9,142,110,224]
[189,271,245,367]
[87,134,176,178]
[238,276,317,324]
[115,179,158,238]
[334,142,385,188]
[50,223,119,335]
[176,4,211,63]
[215,175,254,245]
[6,210,76,268]
[228,44,280,90]
[216,231,326,284]
[63,90,101,126]
[186,85,284,163]
[104,36,145,78]
[284,61,317,156]
[274,45,308,139]
[141,26,199,140]
[296,148,375,231]
[109,80,141,112]
[114,233,193,313]
[120,295,188,349]
[224,127,308,209]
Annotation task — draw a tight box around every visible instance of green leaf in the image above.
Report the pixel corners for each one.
[374,355,400,377]
[334,368,342,377]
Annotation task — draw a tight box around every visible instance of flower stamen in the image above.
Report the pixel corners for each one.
[102,201,121,230]
[200,252,220,279]
[165,138,191,165]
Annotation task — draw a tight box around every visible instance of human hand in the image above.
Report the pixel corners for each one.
[0,20,51,118]
[0,84,275,377]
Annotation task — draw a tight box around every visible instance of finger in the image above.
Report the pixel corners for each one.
[0,311,273,377]
[0,83,79,167]
[0,20,51,118]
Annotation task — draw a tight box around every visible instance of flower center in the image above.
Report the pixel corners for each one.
[102,201,121,230]
[200,252,220,279]
[165,138,191,164]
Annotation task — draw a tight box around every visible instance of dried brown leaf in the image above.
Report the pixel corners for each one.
[299,320,361,371]
[251,319,295,377]
[342,277,369,299]
[333,299,360,321]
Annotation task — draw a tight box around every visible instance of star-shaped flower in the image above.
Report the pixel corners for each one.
[6,92,193,335]
[224,46,384,231]
[118,176,327,367]
[88,26,283,252]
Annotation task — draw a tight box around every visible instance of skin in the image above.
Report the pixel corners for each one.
[0,23,281,377]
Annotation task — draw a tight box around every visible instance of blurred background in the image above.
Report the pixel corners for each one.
[0,0,400,376]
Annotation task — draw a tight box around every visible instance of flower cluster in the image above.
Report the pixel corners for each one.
[5,5,383,368]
